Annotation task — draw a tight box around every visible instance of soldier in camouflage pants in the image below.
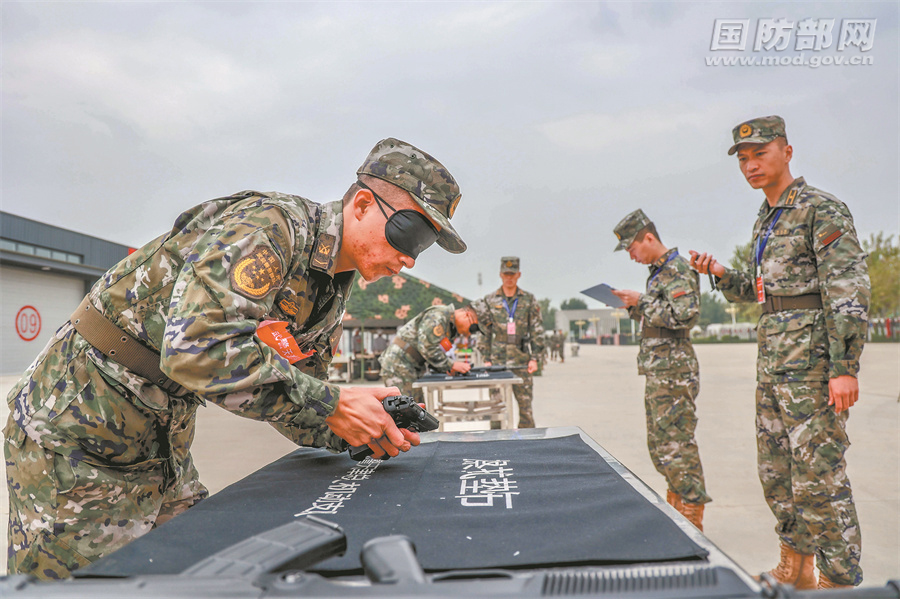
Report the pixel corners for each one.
[478,257,545,428]
[378,304,480,402]
[611,210,711,531]
[5,138,467,579]
[692,116,869,588]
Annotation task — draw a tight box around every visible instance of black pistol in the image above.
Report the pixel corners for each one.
[348,395,440,461]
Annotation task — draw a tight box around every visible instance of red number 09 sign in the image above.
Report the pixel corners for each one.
[16,306,42,341]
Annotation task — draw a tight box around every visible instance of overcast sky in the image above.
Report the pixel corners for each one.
[2,1,897,307]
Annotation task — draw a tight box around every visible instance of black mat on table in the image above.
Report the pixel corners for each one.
[81,434,707,576]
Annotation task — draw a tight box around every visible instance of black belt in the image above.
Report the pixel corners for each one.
[391,337,425,366]
[641,326,690,339]
[762,294,823,314]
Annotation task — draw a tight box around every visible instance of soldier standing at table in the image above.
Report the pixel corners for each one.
[478,257,545,428]
[379,304,481,402]
[690,115,869,589]
[611,210,710,531]
[5,138,466,579]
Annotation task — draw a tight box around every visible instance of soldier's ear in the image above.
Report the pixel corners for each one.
[351,188,376,219]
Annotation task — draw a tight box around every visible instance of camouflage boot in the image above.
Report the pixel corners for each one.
[679,501,704,532]
[761,543,817,590]
[818,576,853,590]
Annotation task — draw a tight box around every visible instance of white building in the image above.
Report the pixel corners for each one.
[1,212,132,374]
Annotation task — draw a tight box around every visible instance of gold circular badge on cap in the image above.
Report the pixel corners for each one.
[739,124,753,138]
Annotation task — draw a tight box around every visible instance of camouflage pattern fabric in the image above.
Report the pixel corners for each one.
[478,287,544,428]
[489,371,535,428]
[645,372,709,504]
[629,249,701,375]
[756,381,861,585]
[378,304,458,402]
[5,191,353,579]
[357,138,465,254]
[728,115,787,155]
[613,208,653,252]
[717,178,870,382]
[629,248,709,505]
[716,177,869,585]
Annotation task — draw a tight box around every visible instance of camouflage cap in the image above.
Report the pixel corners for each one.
[727,115,787,155]
[468,298,489,323]
[500,256,520,274]
[357,138,466,253]
[613,209,652,252]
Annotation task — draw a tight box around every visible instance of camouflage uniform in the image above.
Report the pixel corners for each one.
[4,138,465,579]
[4,192,351,579]
[717,117,870,586]
[378,305,459,403]
[477,258,545,428]
[614,210,710,507]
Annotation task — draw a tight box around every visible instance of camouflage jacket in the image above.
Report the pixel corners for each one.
[477,287,545,368]
[379,305,457,374]
[717,178,870,382]
[628,248,700,375]
[7,191,353,459]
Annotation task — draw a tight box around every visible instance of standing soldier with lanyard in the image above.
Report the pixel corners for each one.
[478,257,545,428]
[378,304,481,403]
[611,209,710,531]
[691,116,869,589]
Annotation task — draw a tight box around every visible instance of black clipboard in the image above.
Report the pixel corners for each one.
[580,283,625,308]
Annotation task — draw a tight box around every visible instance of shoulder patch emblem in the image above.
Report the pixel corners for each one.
[818,223,843,247]
[433,324,444,337]
[230,247,283,299]
[279,299,299,316]
[311,234,336,271]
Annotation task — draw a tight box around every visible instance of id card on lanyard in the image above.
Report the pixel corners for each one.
[755,208,783,303]
[503,296,518,345]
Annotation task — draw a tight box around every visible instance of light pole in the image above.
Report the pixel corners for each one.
[727,304,738,325]
[574,320,586,340]
[588,316,601,344]
[611,309,627,345]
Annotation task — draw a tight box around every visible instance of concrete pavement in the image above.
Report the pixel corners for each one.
[2,342,897,584]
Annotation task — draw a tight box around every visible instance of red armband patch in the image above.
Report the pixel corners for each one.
[440,337,453,351]
[257,320,315,364]
[672,290,687,299]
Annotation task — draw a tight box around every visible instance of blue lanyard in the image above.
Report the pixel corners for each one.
[756,209,783,266]
[648,250,679,290]
[502,296,518,321]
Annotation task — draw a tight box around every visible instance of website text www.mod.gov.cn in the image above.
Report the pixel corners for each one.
[706,54,874,68]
